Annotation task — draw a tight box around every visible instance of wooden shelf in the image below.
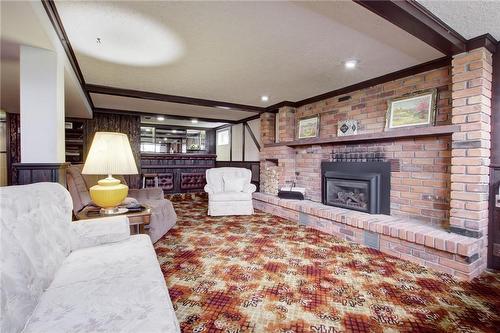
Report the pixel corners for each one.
[264,125,459,148]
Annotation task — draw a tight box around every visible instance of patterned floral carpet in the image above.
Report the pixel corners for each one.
[155,194,500,333]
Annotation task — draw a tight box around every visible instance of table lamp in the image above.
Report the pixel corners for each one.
[82,132,138,215]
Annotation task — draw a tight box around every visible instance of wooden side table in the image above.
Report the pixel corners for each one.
[76,206,152,235]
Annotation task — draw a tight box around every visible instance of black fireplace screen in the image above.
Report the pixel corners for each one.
[326,179,369,211]
[324,172,380,214]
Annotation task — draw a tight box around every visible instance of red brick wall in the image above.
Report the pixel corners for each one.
[295,66,451,136]
[292,137,451,226]
[260,66,453,226]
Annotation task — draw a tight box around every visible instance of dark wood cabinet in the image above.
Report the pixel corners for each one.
[140,153,216,193]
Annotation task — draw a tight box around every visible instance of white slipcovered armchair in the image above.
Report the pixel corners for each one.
[204,167,256,216]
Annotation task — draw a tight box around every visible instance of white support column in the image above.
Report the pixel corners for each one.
[20,45,65,163]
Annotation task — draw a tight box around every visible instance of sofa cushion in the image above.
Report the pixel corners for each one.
[24,235,179,333]
[138,198,177,243]
[0,183,73,333]
[210,191,252,202]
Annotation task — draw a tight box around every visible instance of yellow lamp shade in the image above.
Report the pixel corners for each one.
[89,177,128,208]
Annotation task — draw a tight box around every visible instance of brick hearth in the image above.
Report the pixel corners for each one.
[253,193,481,279]
[257,47,493,280]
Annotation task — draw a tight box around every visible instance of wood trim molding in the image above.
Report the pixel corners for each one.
[237,114,261,123]
[354,0,466,56]
[245,122,261,151]
[41,0,94,109]
[265,124,459,148]
[87,84,265,113]
[94,108,237,124]
[466,34,498,54]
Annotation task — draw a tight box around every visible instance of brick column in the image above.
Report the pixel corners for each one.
[450,47,492,251]
[260,112,276,145]
[277,106,296,142]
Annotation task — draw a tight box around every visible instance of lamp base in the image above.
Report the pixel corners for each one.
[100,207,129,215]
[89,175,129,211]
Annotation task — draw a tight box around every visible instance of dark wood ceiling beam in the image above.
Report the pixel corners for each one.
[87,84,266,113]
[41,0,94,109]
[354,0,467,56]
[94,107,237,124]
[466,34,498,54]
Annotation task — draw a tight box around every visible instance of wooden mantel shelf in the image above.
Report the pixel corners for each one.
[264,125,460,148]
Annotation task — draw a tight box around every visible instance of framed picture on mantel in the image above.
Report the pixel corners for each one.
[385,89,437,130]
[297,116,319,139]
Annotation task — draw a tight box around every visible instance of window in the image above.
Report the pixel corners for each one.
[217,129,230,145]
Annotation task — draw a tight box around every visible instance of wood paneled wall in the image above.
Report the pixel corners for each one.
[6,113,20,185]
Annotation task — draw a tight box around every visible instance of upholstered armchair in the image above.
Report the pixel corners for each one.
[66,164,176,243]
[204,167,256,216]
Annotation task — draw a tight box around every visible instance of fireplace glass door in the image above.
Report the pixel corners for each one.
[323,171,381,214]
[326,179,370,212]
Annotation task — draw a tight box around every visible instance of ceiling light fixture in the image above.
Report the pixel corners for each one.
[191,119,198,124]
[172,130,177,133]
[344,59,358,69]
[261,95,269,102]
[157,116,165,121]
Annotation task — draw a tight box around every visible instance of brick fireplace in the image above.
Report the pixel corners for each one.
[255,47,493,280]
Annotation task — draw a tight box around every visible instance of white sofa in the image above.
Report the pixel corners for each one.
[204,167,256,216]
[0,182,180,333]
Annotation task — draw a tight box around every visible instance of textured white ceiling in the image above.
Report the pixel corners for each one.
[91,93,256,121]
[419,0,500,40]
[56,0,443,109]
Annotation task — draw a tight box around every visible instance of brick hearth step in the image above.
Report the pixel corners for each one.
[253,192,482,279]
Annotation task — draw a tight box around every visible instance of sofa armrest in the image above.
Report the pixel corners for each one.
[243,183,257,194]
[128,187,164,201]
[204,184,215,194]
[71,215,130,251]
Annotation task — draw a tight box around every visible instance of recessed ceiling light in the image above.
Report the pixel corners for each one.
[172,129,177,133]
[261,95,269,102]
[191,119,198,124]
[344,59,358,69]
[157,116,165,121]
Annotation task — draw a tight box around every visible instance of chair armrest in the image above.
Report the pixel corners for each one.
[128,187,164,201]
[243,183,257,194]
[70,215,130,251]
[204,184,214,194]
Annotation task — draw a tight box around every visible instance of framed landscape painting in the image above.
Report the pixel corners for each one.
[385,89,437,130]
[298,116,319,139]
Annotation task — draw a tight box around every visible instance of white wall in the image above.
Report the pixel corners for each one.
[20,45,65,163]
[244,118,261,161]
[231,123,243,161]
[215,120,261,162]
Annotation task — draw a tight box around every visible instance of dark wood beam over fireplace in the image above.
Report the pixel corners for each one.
[354,0,467,56]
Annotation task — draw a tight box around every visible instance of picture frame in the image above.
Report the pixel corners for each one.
[385,89,437,130]
[337,120,358,136]
[297,116,319,139]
